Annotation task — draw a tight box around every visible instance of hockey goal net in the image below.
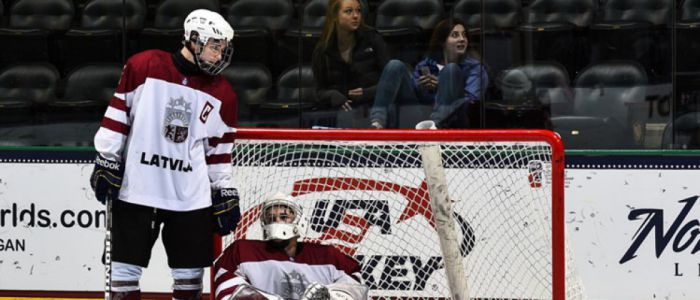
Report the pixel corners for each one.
[219,128,583,300]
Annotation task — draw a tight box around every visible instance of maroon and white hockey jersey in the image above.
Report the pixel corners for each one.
[94,50,237,211]
[214,240,362,300]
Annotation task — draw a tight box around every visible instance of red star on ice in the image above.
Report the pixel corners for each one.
[394,180,436,229]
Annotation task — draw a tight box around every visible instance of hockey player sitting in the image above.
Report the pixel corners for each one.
[213,192,369,300]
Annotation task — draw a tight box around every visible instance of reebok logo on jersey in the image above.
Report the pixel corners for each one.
[140,152,193,172]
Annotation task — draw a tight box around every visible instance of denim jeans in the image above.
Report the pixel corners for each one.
[370,59,467,128]
[370,60,420,127]
[432,63,466,125]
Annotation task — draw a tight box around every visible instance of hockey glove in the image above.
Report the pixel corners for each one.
[212,188,241,236]
[90,153,123,204]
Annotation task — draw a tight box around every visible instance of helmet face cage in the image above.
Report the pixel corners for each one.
[262,203,297,225]
[261,194,307,241]
[189,32,234,76]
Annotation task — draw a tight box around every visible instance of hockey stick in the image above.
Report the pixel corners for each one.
[416,121,470,300]
[104,193,113,300]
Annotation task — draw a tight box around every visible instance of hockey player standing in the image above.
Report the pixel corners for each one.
[89,9,240,300]
[213,193,369,300]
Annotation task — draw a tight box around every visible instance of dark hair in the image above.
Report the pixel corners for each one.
[427,18,469,59]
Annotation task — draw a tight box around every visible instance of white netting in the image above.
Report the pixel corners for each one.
[224,136,583,300]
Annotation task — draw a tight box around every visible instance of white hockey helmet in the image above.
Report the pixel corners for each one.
[183,9,234,75]
[261,192,307,241]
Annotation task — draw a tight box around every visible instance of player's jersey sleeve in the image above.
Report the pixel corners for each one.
[205,82,237,190]
[213,241,249,300]
[94,59,145,161]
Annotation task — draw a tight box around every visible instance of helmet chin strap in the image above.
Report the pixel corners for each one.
[184,41,202,67]
[182,38,194,54]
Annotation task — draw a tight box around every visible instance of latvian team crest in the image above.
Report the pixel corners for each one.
[163,96,192,143]
[279,270,308,299]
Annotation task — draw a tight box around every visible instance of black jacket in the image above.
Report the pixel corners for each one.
[312,27,390,108]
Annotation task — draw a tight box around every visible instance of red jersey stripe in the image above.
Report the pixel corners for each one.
[209,132,235,147]
[207,153,232,164]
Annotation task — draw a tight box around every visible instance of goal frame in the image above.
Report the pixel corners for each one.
[213,127,565,300]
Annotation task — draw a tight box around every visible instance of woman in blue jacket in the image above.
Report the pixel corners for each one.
[370,18,488,128]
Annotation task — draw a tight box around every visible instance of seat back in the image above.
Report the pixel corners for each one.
[682,0,700,21]
[0,63,60,106]
[375,0,443,31]
[136,0,219,53]
[81,0,147,30]
[452,0,521,30]
[452,0,521,83]
[227,0,292,31]
[221,63,272,114]
[602,0,671,26]
[275,65,317,106]
[153,0,219,29]
[496,68,535,106]
[62,64,122,105]
[494,65,562,129]
[302,0,330,28]
[661,112,700,149]
[573,61,647,128]
[511,62,573,114]
[524,0,595,28]
[9,0,74,31]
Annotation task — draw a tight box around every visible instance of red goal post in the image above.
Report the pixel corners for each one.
[214,128,575,300]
